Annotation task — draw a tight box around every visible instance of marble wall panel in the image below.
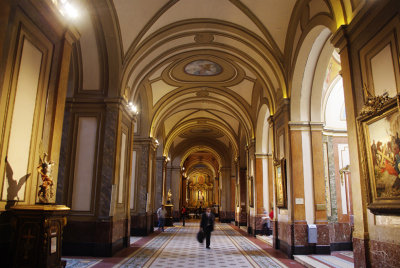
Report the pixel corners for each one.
[98,106,119,218]
[353,237,367,268]
[370,239,400,267]
[329,222,352,243]
[317,224,330,245]
[294,223,307,246]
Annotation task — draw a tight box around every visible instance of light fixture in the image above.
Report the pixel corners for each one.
[52,0,79,20]
[167,157,170,162]
[127,102,139,115]
[155,139,159,145]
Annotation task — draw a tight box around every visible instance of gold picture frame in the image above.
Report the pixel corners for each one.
[275,158,287,208]
[358,96,400,214]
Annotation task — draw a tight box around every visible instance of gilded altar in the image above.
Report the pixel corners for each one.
[187,173,214,208]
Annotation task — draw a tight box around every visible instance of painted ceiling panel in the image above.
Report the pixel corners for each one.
[164,110,194,136]
[151,80,178,106]
[113,0,169,53]
[228,78,254,105]
[236,62,257,80]
[213,35,280,90]
[210,110,239,134]
[128,35,196,89]
[309,0,331,19]
[149,62,169,81]
[139,0,267,46]
[157,93,197,113]
[216,136,230,147]
[183,110,226,125]
[172,136,184,146]
[241,0,296,52]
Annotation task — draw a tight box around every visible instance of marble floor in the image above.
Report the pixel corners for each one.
[63,221,304,268]
[294,251,354,268]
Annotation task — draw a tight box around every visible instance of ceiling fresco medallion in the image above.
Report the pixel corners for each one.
[184,60,222,76]
[163,53,245,85]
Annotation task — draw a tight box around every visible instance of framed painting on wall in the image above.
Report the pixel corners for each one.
[358,96,400,214]
[275,158,287,208]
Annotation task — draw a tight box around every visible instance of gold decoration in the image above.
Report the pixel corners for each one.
[167,189,172,204]
[359,84,392,117]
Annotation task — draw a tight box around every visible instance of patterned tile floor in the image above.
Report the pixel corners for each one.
[64,222,305,268]
[256,234,273,246]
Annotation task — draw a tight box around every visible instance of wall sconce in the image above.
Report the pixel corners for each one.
[127,102,139,115]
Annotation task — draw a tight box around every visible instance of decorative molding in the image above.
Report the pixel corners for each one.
[194,33,214,44]
[359,86,393,117]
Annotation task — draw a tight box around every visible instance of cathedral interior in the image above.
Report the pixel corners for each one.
[0,0,400,267]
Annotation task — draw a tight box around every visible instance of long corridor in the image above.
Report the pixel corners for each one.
[63,222,304,268]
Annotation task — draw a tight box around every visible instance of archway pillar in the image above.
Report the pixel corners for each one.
[254,153,268,235]
[310,123,330,252]
[288,122,309,256]
[219,167,234,222]
[130,137,158,236]
[237,167,247,226]
[332,25,369,267]
[169,166,181,220]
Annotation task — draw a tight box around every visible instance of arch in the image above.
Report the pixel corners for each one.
[290,26,332,121]
[180,146,223,172]
[165,119,238,160]
[255,104,270,154]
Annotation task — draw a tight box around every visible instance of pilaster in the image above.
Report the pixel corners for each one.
[332,25,369,266]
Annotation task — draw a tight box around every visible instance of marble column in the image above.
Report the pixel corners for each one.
[59,99,136,256]
[155,157,164,210]
[170,166,181,219]
[220,167,233,222]
[130,137,158,236]
[239,168,247,226]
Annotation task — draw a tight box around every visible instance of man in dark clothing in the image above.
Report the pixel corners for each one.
[200,207,215,249]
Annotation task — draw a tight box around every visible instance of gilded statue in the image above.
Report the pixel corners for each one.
[167,189,172,204]
[37,153,55,203]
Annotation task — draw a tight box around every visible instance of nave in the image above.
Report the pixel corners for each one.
[62,222,353,268]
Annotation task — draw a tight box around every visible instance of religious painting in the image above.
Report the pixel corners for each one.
[184,60,222,76]
[275,158,287,208]
[359,97,400,214]
[248,176,254,207]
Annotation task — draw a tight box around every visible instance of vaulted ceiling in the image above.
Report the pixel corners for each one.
[71,0,361,163]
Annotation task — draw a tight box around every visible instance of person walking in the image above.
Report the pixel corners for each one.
[157,204,167,232]
[181,206,187,226]
[200,207,215,249]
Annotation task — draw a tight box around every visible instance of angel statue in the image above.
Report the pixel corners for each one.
[37,153,55,203]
